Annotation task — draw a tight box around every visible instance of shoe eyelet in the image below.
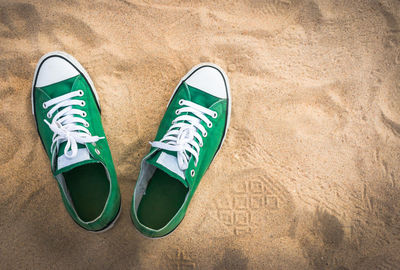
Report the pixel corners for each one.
[191,169,195,177]
[199,141,203,147]
[81,112,87,117]
[42,103,48,109]
[95,148,100,155]
[84,122,89,128]
[80,101,86,106]
[207,122,212,128]
[78,90,84,96]
[178,99,184,105]
[175,109,180,115]
[212,112,218,118]
[47,112,52,118]
[92,142,96,147]
[203,131,207,137]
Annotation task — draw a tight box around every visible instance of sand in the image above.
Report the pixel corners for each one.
[1,0,400,269]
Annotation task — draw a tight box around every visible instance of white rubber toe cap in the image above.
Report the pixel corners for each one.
[35,56,79,88]
[185,65,227,99]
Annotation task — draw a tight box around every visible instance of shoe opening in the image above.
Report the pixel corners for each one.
[64,163,110,222]
[137,168,188,230]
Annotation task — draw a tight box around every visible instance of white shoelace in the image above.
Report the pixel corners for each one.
[43,90,104,159]
[150,99,217,171]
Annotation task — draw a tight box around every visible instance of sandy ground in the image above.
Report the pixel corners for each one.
[1,0,400,269]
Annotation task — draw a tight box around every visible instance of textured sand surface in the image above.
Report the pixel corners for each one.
[1,0,400,269]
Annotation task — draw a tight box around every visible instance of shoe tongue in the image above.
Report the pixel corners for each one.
[54,144,98,175]
[146,150,188,188]
[43,75,99,175]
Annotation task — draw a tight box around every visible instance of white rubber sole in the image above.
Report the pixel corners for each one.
[167,63,232,154]
[31,51,100,116]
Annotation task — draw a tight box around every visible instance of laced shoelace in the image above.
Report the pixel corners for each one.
[150,99,217,174]
[43,90,104,159]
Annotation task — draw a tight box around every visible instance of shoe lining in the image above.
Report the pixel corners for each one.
[137,168,188,230]
[64,163,109,222]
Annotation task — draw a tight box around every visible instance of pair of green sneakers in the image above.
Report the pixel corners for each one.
[32,51,231,237]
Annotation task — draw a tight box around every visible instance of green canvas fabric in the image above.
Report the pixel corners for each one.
[33,74,120,231]
[131,80,229,238]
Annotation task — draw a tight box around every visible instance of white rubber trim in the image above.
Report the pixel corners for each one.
[167,63,231,154]
[31,51,100,116]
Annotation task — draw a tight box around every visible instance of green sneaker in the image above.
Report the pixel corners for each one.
[131,63,231,237]
[32,51,121,232]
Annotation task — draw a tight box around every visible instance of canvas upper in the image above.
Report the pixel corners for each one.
[131,64,231,238]
[32,51,121,232]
